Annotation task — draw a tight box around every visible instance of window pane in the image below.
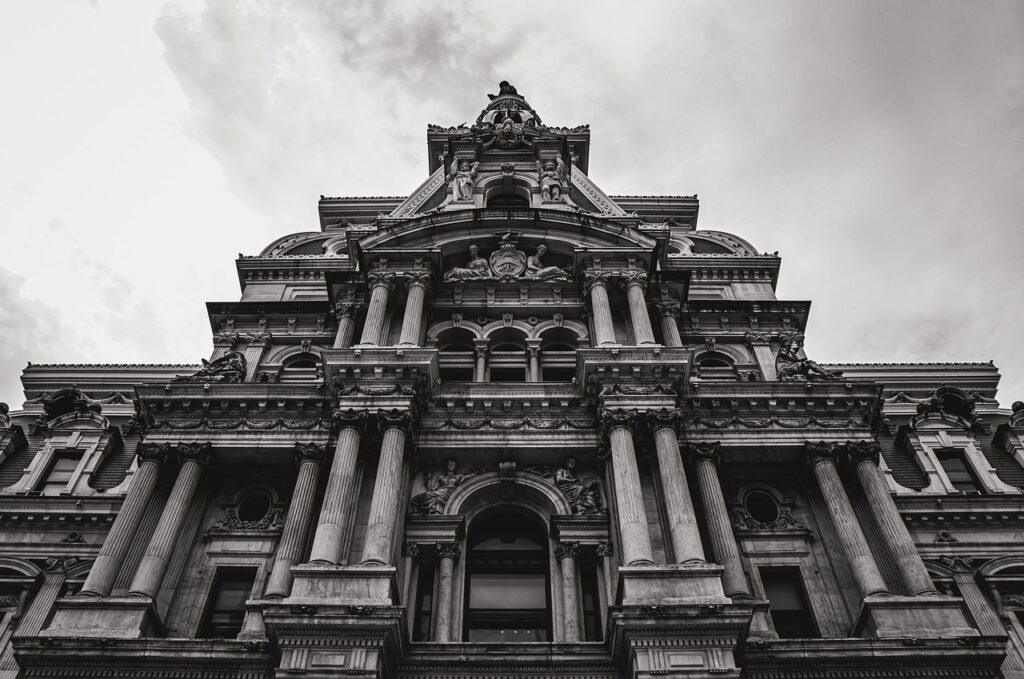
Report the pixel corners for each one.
[469,574,546,610]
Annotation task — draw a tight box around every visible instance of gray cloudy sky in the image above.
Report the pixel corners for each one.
[1,1,1022,407]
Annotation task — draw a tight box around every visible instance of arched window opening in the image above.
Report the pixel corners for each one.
[464,508,551,642]
[487,328,527,382]
[487,193,529,208]
[279,355,322,383]
[540,327,578,382]
[438,328,476,382]
[695,352,735,381]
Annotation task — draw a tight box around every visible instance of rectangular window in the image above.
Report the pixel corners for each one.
[40,452,82,496]
[936,449,983,493]
[198,567,257,639]
[760,567,818,639]
[412,560,436,642]
[579,555,603,642]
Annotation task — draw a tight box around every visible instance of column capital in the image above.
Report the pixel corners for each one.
[402,271,432,291]
[473,339,490,359]
[595,542,613,559]
[654,300,681,319]
[435,541,461,562]
[745,331,774,346]
[212,332,240,347]
[403,542,420,558]
[240,331,272,347]
[647,407,683,434]
[600,408,641,437]
[332,408,368,434]
[176,441,211,466]
[844,440,881,466]
[294,442,327,465]
[555,541,580,560]
[367,271,397,291]
[137,442,170,466]
[805,440,841,468]
[334,300,363,319]
[618,270,649,291]
[686,441,722,465]
[379,408,414,434]
[583,270,612,295]
[526,340,542,359]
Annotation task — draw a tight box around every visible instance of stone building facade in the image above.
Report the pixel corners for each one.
[1,83,1023,679]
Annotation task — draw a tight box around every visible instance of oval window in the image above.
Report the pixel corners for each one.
[236,491,272,523]
[744,490,779,524]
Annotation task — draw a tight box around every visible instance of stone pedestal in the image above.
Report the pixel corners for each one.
[287,563,399,606]
[42,596,160,639]
[616,563,730,606]
[854,594,978,639]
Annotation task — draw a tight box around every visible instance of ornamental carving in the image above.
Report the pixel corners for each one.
[733,507,804,531]
[409,459,480,516]
[294,442,326,465]
[1003,593,1024,608]
[172,352,246,384]
[446,158,479,201]
[444,234,570,282]
[177,441,212,465]
[524,458,606,516]
[776,332,842,382]
[435,542,462,561]
[536,155,568,202]
[555,541,580,560]
[687,442,721,465]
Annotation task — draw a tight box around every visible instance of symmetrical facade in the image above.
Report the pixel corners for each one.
[1,83,1023,679]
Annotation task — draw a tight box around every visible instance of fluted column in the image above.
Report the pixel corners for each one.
[358,272,396,346]
[806,442,888,598]
[473,340,489,382]
[849,441,938,596]
[81,443,168,596]
[527,341,541,382]
[557,541,580,642]
[621,272,655,345]
[309,410,366,564]
[584,272,616,346]
[690,442,752,598]
[265,443,325,597]
[434,542,460,642]
[602,410,653,565]
[211,332,239,361]
[649,410,705,563]
[240,332,271,382]
[654,299,682,348]
[745,332,778,381]
[128,442,210,598]
[399,272,431,347]
[362,410,412,565]
[333,301,362,349]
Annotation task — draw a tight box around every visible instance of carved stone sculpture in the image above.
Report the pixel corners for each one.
[537,155,568,201]
[525,458,605,515]
[172,351,247,383]
[524,244,570,281]
[776,333,842,381]
[447,159,479,201]
[0,403,9,429]
[443,244,491,281]
[409,459,478,515]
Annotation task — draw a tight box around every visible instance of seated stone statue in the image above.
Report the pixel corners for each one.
[173,351,247,383]
[555,458,605,515]
[443,244,492,281]
[409,459,477,515]
[776,334,842,381]
[524,244,569,280]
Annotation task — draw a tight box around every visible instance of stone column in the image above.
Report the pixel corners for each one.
[806,442,888,598]
[358,272,396,346]
[434,542,460,642]
[848,441,938,596]
[211,332,239,361]
[654,299,682,348]
[333,301,362,349]
[527,341,541,382]
[308,410,366,564]
[473,340,489,383]
[556,541,580,642]
[649,410,705,564]
[942,558,1005,636]
[80,443,168,597]
[745,332,777,381]
[241,332,271,382]
[690,443,752,598]
[362,410,412,565]
[128,442,210,598]
[399,272,431,347]
[621,272,656,345]
[265,443,325,597]
[584,272,616,346]
[602,410,654,565]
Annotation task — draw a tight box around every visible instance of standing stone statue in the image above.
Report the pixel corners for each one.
[448,159,479,201]
[443,244,492,281]
[536,155,568,201]
[409,459,477,515]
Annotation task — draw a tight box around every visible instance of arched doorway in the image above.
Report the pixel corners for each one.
[463,507,551,641]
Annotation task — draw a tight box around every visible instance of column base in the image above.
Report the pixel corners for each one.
[616,563,730,606]
[287,562,398,606]
[854,594,978,639]
[41,595,160,639]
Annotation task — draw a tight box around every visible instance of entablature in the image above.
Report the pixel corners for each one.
[824,362,1001,400]
[680,300,811,336]
[234,254,353,292]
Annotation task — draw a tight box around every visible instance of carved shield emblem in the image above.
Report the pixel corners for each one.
[489,243,527,278]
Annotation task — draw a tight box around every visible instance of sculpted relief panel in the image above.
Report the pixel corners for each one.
[443,233,571,282]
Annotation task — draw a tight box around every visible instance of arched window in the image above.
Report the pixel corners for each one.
[464,508,551,642]
[487,328,527,382]
[487,193,529,208]
[539,327,578,382]
[279,354,322,383]
[437,328,476,382]
[695,352,736,381]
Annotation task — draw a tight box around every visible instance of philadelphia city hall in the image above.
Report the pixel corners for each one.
[3,82,1024,679]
